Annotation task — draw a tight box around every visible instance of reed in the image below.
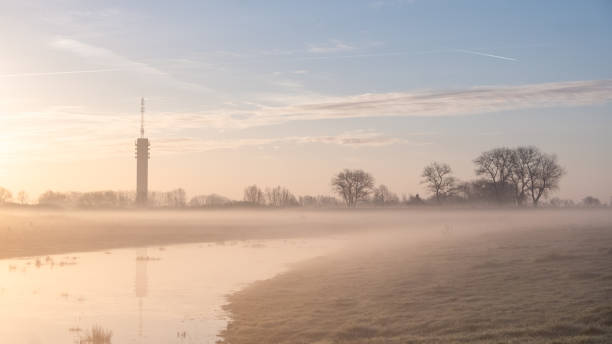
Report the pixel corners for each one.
[80,325,112,344]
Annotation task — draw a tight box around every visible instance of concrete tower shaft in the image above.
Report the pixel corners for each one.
[136,97,150,205]
[135,138,150,204]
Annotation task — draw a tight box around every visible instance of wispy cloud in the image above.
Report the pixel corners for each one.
[155,130,418,154]
[67,79,606,132]
[2,79,608,163]
[51,38,165,75]
[370,0,416,8]
[307,40,354,54]
[293,130,422,147]
[49,38,213,93]
[178,79,612,129]
[0,107,414,163]
[0,68,121,78]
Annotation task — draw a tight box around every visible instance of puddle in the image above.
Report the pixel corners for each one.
[0,238,343,343]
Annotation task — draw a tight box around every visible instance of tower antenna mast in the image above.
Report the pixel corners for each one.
[140,97,145,138]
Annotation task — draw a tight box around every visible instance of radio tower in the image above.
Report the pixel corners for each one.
[135,97,150,206]
[140,97,145,138]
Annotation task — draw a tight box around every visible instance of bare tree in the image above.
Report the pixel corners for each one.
[147,189,187,207]
[37,190,80,207]
[331,169,375,208]
[243,185,265,205]
[474,147,514,203]
[373,184,399,206]
[16,190,28,205]
[265,186,298,207]
[527,152,564,207]
[0,187,12,204]
[421,162,456,204]
[508,147,539,206]
[116,191,135,207]
[168,188,187,207]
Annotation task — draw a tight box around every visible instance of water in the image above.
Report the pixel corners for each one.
[0,238,343,344]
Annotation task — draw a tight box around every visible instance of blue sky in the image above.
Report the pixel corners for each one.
[0,0,611,201]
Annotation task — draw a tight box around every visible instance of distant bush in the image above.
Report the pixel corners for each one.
[581,196,602,208]
[189,193,232,207]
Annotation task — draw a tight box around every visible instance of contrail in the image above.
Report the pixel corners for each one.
[0,68,120,78]
[453,49,518,61]
[295,51,420,60]
[290,49,518,62]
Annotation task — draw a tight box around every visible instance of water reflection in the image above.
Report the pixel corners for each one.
[0,238,342,343]
[135,248,148,339]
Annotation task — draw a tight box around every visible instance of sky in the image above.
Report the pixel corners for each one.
[0,0,611,202]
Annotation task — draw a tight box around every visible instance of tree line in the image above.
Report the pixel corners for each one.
[330,146,567,208]
[0,146,609,209]
[419,146,566,207]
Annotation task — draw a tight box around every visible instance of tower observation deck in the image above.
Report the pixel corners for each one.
[136,98,150,205]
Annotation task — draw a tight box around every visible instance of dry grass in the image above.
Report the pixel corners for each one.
[79,325,112,344]
[221,223,612,344]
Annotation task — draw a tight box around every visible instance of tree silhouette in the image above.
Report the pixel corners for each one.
[527,152,564,206]
[265,186,298,207]
[0,187,12,204]
[421,162,456,204]
[373,184,399,206]
[474,148,514,204]
[17,190,28,205]
[243,185,265,205]
[331,169,375,208]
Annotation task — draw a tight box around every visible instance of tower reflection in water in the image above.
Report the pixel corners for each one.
[134,248,148,340]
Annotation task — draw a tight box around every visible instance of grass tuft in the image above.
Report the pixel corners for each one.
[79,325,112,344]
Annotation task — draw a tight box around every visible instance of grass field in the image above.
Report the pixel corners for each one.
[221,213,612,344]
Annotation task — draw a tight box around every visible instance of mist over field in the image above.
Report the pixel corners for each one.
[1,208,610,260]
[1,208,611,343]
[221,210,612,344]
